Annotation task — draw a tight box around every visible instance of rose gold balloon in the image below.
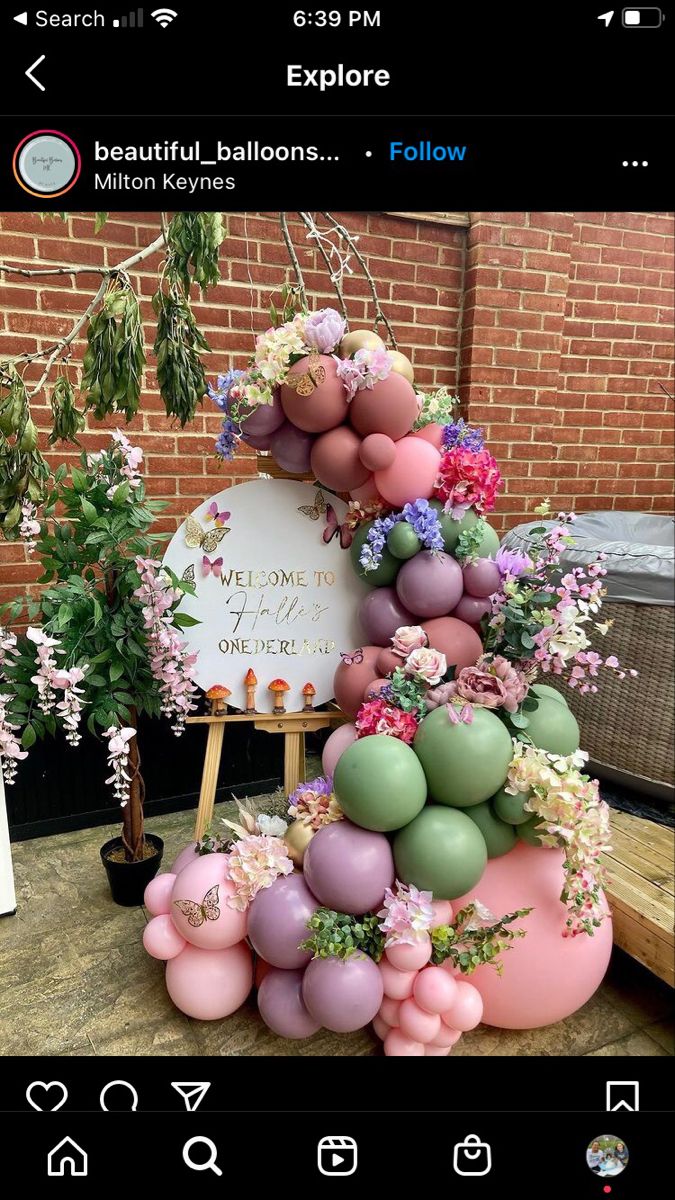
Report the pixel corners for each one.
[388,350,415,384]
[359,432,397,471]
[420,616,483,672]
[280,354,349,433]
[376,647,402,675]
[339,329,385,357]
[333,645,380,718]
[412,422,445,450]
[310,425,370,492]
[350,373,419,441]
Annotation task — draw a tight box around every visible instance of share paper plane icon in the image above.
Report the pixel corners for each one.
[171,1082,211,1112]
[597,10,615,25]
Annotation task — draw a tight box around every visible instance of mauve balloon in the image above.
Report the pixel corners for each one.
[310,425,370,492]
[239,389,285,437]
[463,557,502,598]
[240,429,274,451]
[376,646,403,676]
[333,645,380,718]
[396,551,463,619]
[359,432,397,471]
[303,819,395,914]
[358,586,414,646]
[420,616,483,671]
[280,355,349,432]
[451,593,491,625]
[269,420,315,474]
[350,373,418,440]
[302,952,384,1032]
[247,873,318,969]
[257,967,321,1039]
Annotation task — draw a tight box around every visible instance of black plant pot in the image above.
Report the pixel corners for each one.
[100,834,164,906]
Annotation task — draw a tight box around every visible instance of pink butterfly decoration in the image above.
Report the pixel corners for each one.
[323,503,353,550]
[206,501,231,526]
[446,702,474,725]
[202,555,223,578]
[340,649,364,666]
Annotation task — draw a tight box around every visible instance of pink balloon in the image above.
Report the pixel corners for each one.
[379,958,417,1000]
[239,429,274,451]
[333,645,380,718]
[463,558,502,599]
[363,677,391,702]
[431,1022,463,1047]
[442,980,484,1032]
[257,967,321,1039]
[358,586,414,646]
[379,996,402,1026]
[350,374,418,440]
[322,722,358,776]
[375,436,441,507]
[396,550,463,619]
[453,842,613,1028]
[372,1013,391,1041]
[384,1028,425,1056]
[430,899,453,928]
[280,355,349,432]
[349,474,383,504]
[376,646,403,676]
[165,941,252,1020]
[385,936,432,972]
[451,594,491,626]
[399,997,441,1043]
[420,617,483,672]
[414,966,458,1015]
[412,423,445,450]
[255,957,272,989]
[239,390,285,437]
[170,855,247,950]
[359,432,397,471]
[425,1043,452,1056]
[269,420,315,474]
[311,425,370,492]
[171,842,199,874]
[143,913,187,960]
[144,872,177,916]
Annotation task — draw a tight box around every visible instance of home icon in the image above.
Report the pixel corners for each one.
[47,1136,88,1177]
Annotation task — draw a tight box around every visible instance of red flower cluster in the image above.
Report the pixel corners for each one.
[355,699,419,744]
[434,447,503,516]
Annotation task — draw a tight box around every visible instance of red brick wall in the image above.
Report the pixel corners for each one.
[1,209,672,611]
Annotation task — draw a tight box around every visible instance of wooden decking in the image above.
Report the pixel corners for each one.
[604,809,674,987]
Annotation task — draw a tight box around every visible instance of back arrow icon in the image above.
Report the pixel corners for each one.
[25,54,46,91]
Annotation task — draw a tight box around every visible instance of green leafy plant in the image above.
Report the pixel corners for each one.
[152,287,210,427]
[49,375,86,445]
[301,908,385,961]
[0,370,50,538]
[166,212,225,293]
[82,276,145,421]
[430,903,533,975]
[387,666,428,713]
[455,518,489,564]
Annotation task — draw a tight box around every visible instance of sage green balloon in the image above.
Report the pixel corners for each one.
[465,801,517,858]
[349,520,400,587]
[394,805,488,899]
[334,734,427,832]
[413,704,513,807]
[474,521,500,558]
[524,694,580,755]
[517,813,546,847]
[531,683,568,707]
[387,521,421,560]
[429,500,478,554]
[492,785,532,826]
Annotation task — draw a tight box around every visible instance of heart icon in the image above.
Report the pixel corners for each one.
[26,1081,68,1112]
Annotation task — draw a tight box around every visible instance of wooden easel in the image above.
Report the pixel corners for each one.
[186,709,345,840]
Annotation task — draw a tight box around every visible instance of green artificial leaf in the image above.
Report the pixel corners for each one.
[520,631,536,649]
[509,711,530,729]
[172,611,201,628]
[80,497,98,524]
[109,661,125,683]
[111,481,130,507]
[56,603,72,629]
[21,724,36,749]
[70,467,88,492]
[93,598,103,626]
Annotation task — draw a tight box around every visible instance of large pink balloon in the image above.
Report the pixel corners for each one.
[420,617,483,671]
[451,594,491,626]
[453,843,613,1028]
[165,942,252,1020]
[143,913,187,960]
[310,425,370,492]
[396,550,463,619]
[375,437,441,507]
[144,872,177,916]
[350,374,418,440]
[171,842,199,874]
[322,722,358,776]
[333,645,380,718]
[358,586,414,646]
[280,355,349,432]
[269,421,315,474]
[359,433,397,471]
[412,423,445,450]
[170,854,247,950]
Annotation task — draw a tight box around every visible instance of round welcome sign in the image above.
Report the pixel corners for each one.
[162,478,367,712]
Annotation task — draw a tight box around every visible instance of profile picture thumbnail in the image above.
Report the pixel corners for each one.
[586,1135,629,1178]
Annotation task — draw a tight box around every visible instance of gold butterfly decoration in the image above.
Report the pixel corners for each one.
[184,515,230,554]
[181,564,196,585]
[285,351,326,397]
[173,885,221,928]
[298,488,328,521]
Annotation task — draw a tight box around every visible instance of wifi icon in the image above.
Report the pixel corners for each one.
[151,7,177,25]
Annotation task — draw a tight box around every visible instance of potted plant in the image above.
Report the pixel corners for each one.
[0,432,199,904]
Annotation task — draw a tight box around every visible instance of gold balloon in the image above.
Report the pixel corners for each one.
[284,818,315,867]
[388,350,415,385]
[338,329,386,358]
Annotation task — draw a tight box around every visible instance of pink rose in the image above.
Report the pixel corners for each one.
[391,625,428,657]
[454,666,507,708]
[405,646,447,686]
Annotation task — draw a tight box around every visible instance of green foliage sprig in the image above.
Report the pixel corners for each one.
[387,666,427,713]
[152,287,209,427]
[430,903,533,975]
[0,371,50,537]
[82,278,145,421]
[455,518,488,564]
[166,212,225,293]
[301,908,385,961]
[49,375,86,445]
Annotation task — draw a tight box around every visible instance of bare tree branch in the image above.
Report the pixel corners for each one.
[297,211,348,320]
[322,211,398,349]
[279,212,307,309]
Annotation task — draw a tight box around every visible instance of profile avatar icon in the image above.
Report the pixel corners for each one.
[13,130,81,198]
[586,1135,629,1178]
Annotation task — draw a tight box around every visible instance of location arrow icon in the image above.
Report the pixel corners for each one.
[597,10,615,26]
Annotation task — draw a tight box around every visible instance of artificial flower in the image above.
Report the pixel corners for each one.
[226,833,293,910]
[378,880,434,947]
[443,664,508,709]
[441,418,485,453]
[404,646,447,686]
[355,698,419,743]
[494,546,533,578]
[476,653,530,713]
[391,625,428,657]
[287,775,343,829]
[435,446,503,516]
[303,308,346,354]
[134,557,199,735]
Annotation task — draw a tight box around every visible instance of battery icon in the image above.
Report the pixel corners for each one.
[622,7,663,25]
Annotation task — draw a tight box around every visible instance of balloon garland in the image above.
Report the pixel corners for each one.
[143,300,634,1054]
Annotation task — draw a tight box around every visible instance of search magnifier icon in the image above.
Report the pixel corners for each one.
[183,1136,222,1176]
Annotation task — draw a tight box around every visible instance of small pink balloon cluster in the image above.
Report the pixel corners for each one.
[142,847,253,1021]
[374,902,483,1057]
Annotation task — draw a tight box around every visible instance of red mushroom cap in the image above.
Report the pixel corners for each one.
[268,679,290,691]
[302,682,317,695]
[244,668,258,685]
[206,684,231,698]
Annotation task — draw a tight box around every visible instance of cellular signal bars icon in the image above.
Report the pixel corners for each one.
[113,8,144,26]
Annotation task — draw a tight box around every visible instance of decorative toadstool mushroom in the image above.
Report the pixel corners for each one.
[206,684,231,716]
[244,668,258,714]
[302,682,316,712]
[268,678,290,714]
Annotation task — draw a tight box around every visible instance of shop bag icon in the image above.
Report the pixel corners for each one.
[453,1134,492,1177]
